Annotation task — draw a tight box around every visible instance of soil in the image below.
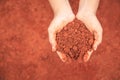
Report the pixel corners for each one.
[0,0,120,80]
[56,19,94,61]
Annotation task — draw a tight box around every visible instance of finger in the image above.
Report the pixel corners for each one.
[83,50,93,62]
[48,27,57,52]
[49,33,56,51]
[93,28,102,50]
[77,55,83,63]
[56,51,68,62]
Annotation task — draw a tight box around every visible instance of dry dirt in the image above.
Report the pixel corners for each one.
[56,19,94,61]
[0,0,120,80]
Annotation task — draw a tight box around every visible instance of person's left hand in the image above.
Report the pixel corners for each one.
[76,11,103,62]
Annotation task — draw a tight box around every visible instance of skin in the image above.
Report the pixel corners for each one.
[48,0,103,62]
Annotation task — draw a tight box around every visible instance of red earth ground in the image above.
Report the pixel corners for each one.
[0,0,120,80]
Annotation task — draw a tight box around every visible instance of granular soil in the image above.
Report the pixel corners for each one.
[56,19,94,61]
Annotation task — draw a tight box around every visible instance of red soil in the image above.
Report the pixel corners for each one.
[0,0,120,80]
[56,19,94,61]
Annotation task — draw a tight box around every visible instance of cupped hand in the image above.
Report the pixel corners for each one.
[48,13,75,62]
[76,11,103,62]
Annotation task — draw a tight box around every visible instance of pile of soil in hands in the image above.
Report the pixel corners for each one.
[56,19,94,61]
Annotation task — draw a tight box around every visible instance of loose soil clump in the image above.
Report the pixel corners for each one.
[56,19,94,61]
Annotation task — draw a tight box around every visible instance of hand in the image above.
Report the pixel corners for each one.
[48,12,75,62]
[76,11,103,62]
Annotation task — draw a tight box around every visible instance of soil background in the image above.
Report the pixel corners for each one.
[0,0,120,80]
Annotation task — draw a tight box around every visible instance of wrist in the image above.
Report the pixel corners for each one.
[76,10,96,20]
[78,7,96,15]
[54,10,75,21]
[54,8,74,17]
[78,0,100,14]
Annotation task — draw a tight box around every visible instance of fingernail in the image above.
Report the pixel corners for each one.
[93,46,97,51]
[83,53,89,62]
[52,47,56,52]
[62,57,67,62]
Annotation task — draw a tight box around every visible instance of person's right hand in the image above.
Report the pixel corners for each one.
[48,12,75,62]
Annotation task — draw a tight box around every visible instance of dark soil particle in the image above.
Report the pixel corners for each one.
[56,19,94,61]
